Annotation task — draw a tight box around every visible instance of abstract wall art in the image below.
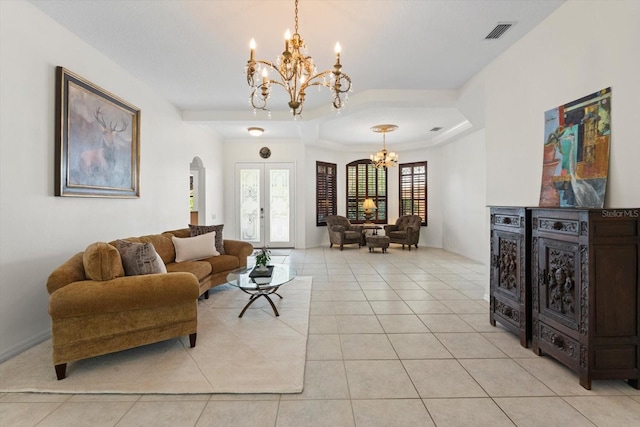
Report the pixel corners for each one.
[539,87,611,208]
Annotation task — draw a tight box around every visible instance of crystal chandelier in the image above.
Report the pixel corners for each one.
[370,124,399,169]
[246,0,352,117]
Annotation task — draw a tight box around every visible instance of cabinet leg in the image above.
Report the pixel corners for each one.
[519,332,528,348]
[579,374,591,390]
[532,341,542,356]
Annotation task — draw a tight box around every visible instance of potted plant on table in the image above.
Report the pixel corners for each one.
[254,247,271,271]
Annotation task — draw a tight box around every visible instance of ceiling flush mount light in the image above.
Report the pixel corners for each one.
[370,124,399,169]
[247,127,264,136]
[246,0,352,117]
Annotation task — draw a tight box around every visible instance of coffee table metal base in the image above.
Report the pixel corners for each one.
[238,287,283,318]
[227,265,296,318]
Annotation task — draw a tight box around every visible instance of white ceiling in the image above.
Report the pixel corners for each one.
[30,0,565,149]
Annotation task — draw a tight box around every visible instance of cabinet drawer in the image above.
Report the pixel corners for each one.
[493,213,522,229]
[538,322,580,367]
[491,297,520,329]
[536,217,580,236]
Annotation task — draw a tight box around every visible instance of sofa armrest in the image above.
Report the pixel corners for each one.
[330,225,345,233]
[223,240,254,267]
[49,272,199,319]
[384,224,399,233]
[349,225,364,233]
[47,252,87,295]
[406,226,420,241]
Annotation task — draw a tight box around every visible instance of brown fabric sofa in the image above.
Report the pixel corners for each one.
[137,228,254,299]
[384,215,422,250]
[326,215,364,250]
[46,227,253,380]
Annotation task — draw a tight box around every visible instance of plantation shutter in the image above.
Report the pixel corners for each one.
[316,161,337,226]
[399,162,427,226]
[346,160,387,223]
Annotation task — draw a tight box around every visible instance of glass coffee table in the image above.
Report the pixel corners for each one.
[226,264,297,318]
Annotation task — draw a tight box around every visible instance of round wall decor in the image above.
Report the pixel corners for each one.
[259,147,271,159]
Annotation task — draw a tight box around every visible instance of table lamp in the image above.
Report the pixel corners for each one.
[362,198,377,223]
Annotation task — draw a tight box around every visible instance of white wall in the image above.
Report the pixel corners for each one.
[222,138,448,250]
[301,144,446,249]
[0,1,222,361]
[452,0,640,299]
[393,146,445,249]
[480,0,640,207]
[441,129,488,263]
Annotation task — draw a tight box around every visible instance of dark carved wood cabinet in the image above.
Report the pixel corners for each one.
[531,208,640,390]
[489,207,531,347]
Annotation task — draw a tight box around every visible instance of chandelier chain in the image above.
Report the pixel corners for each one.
[294,0,299,34]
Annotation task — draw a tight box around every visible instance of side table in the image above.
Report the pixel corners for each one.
[361,225,382,246]
[362,224,382,235]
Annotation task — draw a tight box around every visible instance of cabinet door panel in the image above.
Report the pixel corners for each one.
[593,245,638,337]
[538,238,581,330]
[494,231,520,299]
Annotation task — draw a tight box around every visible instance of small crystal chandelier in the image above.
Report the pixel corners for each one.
[370,124,399,169]
[246,0,352,117]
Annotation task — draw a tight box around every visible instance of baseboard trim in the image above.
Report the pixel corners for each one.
[0,329,51,364]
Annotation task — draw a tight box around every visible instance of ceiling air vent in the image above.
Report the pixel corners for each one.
[430,127,442,132]
[485,22,514,40]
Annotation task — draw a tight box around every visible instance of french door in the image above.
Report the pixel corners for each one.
[236,163,295,248]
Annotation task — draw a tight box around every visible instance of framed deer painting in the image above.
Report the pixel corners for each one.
[55,67,140,197]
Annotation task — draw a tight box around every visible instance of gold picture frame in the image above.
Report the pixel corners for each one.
[55,66,140,198]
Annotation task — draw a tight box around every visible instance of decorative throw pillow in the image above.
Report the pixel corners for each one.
[172,231,220,262]
[189,224,225,255]
[83,242,125,281]
[154,251,168,274]
[114,240,167,276]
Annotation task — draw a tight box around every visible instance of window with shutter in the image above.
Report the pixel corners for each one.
[399,161,427,226]
[316,161,337,226]
[346,160,387,224]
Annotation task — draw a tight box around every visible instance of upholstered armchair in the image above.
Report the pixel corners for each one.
[326,215,364,250]
[384,215,422,250]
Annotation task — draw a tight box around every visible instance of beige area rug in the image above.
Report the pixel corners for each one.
[0,277,311,394]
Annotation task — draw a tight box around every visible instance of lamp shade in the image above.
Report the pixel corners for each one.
[362,198,377,210]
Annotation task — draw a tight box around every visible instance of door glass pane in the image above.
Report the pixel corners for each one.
[269,169,290,242]
[240,169,260,242]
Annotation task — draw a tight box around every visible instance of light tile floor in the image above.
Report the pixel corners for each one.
[2,246,639,426]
